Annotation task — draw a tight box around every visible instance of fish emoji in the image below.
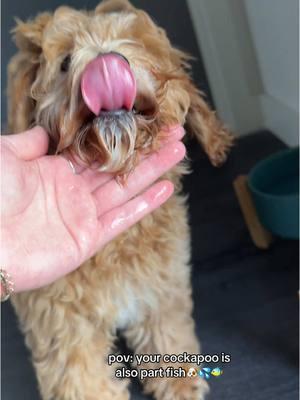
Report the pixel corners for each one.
[211,368,223,377]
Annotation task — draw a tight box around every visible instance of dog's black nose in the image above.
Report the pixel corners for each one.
[106,51,130,65]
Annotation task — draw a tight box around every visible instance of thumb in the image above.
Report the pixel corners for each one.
[2,126,49,160]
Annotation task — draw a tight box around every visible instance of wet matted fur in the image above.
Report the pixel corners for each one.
[7,1,233,399]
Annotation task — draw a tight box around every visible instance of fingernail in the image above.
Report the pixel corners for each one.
[153,181,174,202]
[60,153,77,174]
[68,159,77,174]
[171,141,186,158]
[163,124,182,132]
[168,124,181,130]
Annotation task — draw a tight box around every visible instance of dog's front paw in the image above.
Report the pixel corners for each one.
[147,375,209,400]
[165,376,209,400]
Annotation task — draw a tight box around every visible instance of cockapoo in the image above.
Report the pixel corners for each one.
[7,0,232,399]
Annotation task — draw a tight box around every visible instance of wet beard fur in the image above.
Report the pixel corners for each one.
[74,110,138,174]
[38,103,159,176]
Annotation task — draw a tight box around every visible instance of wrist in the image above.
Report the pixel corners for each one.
[0,231,36,293]
[0,247,30,294]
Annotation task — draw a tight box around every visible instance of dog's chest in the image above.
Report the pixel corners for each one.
[113,283,157,330]
[115,289,139,330]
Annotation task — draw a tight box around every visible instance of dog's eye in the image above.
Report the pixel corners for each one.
[61,55,71,72]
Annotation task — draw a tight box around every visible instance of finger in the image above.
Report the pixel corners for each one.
[97,180,173,247]
[80,125,185,191]
[60,152,94,174]
[93,141,185,216]
[158,124,185,144]
[78,166,113,190]
[2,126,49,160]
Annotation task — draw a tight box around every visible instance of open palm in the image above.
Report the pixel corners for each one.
[1,126,185,292]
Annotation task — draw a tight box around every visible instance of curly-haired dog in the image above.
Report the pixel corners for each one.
[7,1,232,399]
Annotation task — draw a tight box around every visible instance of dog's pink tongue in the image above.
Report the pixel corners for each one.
[81,54,136,115]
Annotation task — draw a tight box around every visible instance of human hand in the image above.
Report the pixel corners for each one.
[0,125,185,293]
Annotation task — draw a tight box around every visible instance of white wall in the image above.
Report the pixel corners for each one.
[187,0,299,146]
[244,0,299,146]
[187,0,264,136]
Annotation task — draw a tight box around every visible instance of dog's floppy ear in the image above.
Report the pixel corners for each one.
[13,13,51,54]
[95,0,135,14]
[159,47,233,166]
[185,81,234,166]
[7,13,51,132]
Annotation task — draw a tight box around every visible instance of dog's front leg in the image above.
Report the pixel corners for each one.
[11,292,130,400]
[123,283,209,400]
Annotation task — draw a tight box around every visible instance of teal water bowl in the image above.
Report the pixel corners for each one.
[248,147,299,239]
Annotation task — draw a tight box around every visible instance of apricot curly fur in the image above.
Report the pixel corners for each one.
[8,1,232,399]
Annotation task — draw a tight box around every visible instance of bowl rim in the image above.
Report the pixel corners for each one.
[248,147,299,200]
